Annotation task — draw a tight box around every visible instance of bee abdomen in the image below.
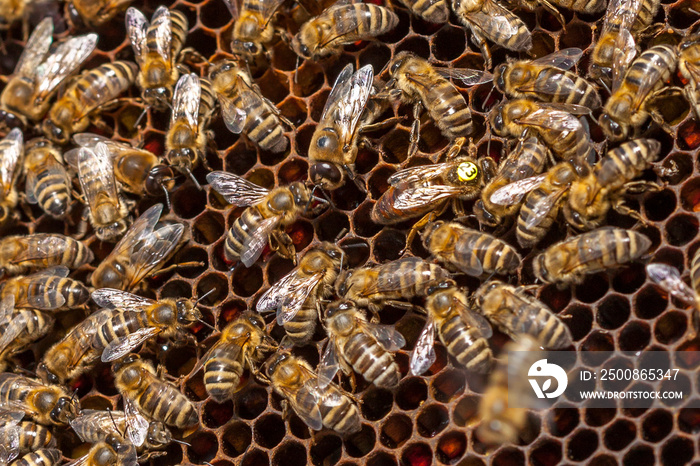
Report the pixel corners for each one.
[535,69,602,108]
[623,45,676,96]
[454,230,521,274]
[203,354,243,402]
[73,61,137,111]
[236,91,287,153]
[283,305,317,344]
[33,167,71,218]
[334,3,398,37]
[320,392,361,434]
[344,333,400,388]
[11,448,62,466]
[139,379,198,428]
[440,314,493,373]
[17,421,56,450]
[562,0,606,12]
[633,0,660,31]
[429,81,472,139]
[94,311,147,351]
[594,139,660,188]
[517,189,557,248]
[225,207,264,262]
[198,77,217,125]
[371,185,432,225]
[169,9,189,56]
[26,277,90,310]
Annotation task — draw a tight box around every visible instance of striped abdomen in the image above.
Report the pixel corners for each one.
[399,0,449,22]
[556,0,605,12]
[438,313,493,373]
[425,78,472,140]
[225,207,265,263]
[0,310,53,354]
[453,0,531,51]
[317,386,361,434]
[632,0,660,31]
[234,87,286,153]
[0,373,32,405]
[135,372,198,428]
[27,156,71,219]
[329,4,398,44]
[93,311,151,351]
[3,276,90,310]
[375,258,451,300]
[534,113,593,166]
[497,289,572,349]
[530,68,602,109]
[516,186,562,248]
[14,421,56,452]
[371,183,438,225]
[594,139,660,190]
[198,77,216,125]
[11,449,62,466]
[283,303,318,345]
[453,231,521,275]
[203,342,245,402]
[343,332,400,388]
[9,234,92,271]
[70,61,137,116]
[169,9,188,57]
[499,138,549,181]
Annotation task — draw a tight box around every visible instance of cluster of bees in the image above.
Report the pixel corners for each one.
[0,0,697,462]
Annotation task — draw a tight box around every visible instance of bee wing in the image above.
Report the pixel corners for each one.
[257,271,324,325]
[463,0,531,51]
[34,33,98,102]
[531,48,583,70]
[410,316,437,376]
[317,338,340,389]
[0,424,20,464]
[190,337,245,377]
[490,174,547,205]
[320,64,374,148]
[601,0,640,36]
[126,7,149,63]
[291,386,324,431]
[33,265,70,277]
[514,107,584,133]
[102,327,162,362]
[65,452,92,466]
[221,0,239,18]
[451,296,493,337]
[70,409,120,442]
[388,163,450,185]
[72,132,111,149]
[611,29,636,92]
[0,311,52,354]
[126,223,185,287]
[246,0,285,25]
[77,145,120,216]
[9,234,91,266]
[218,77,256,134]
[104,203,164,264]
[14,18,53,78]
[149,6,172,63]
[392,185,463,210]
[354,258,444,296]
[0,128,23,199]
[206,171,270,206]
[171,73,201,130]
[363,321,406,351]
[124,397,149,447]
[240,215,281,267]
[91,288,155,311]
[523,187,569,230]
[629,48,669,110]
[646,263,698,307]
[0,295,14,320]
[436,68,494,86]
[0,401,24,423]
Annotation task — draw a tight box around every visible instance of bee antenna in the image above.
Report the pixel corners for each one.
[161,183,172,210]
[134,107,148,128]
[184,167,202,190]
[483,84,497,112]
[172,438,192,446]
[194,288,216,305]
[294,56,301,84]
[197,318,217,331]
[106,407,123,436]
[334,228,348,242]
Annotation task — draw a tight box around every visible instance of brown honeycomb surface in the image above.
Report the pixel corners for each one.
[2,0,700,464]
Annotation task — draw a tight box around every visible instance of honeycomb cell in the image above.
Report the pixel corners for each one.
[240,449,269,466]
[660,436,695,466]
[574,273,608,303]
[173,246,209,279]
[197,272,228,306]
[192,211,225,245]
[588,454,619,466]
[310,434,342,466]
[431,369,466,402]
[565,304,593,341]
[382,127,412,162]
[547,406,579,437]
[172,184,208,218]
[345,424,377,458]
[678,407,700,434]
[231,263,263,297]
[623,445,655,466]
[618,321,650,351]
[529,438,562,466]
[452,395,479,427]
[559,22,591,49]
[272,442,307,466]
[634,284,668,320]
[436,431,467,464]
[316,210,351,242]
[597,294,630,330]
[186,431,218,463]
[353,201,384,238]
[202,399,233,428]
[278,98,308,128]
[160,279,192,300]
[678,118,700,151]
[278,158,308,185]
[368,165,395,200]
[362,388,394,421]
[612,262,646,294]
[373,228,407,262]
[580,331,615,359]
[567,429,598,461]
[603,419,636,451]
[643,189,676,221]
[236,385,268,420]
[367,451,397,466]
[381,413,413,449]
[680,177,700,212]
[431,26,466,62]
[289,414,313,440]
[359,42,392,72]
[660,374,691,407]
[491,447,525,466]
[584,403,616,427]
[252,413,286,449]
[642,409,673,443]
[339,237,371,268]
[665,214,699,246]
[331,180,367,211]
[401,442,433,466]
[416,404,449,438]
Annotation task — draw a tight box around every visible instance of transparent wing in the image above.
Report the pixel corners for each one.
[65,452,92,466]
[601,0,640,36]
[392,185,462,210]
[91,288,154,311]
[14,17,53,78]
[514,107,584,134]
[126,7,149,61]
[8,234,76,265]
[364,321,406,351]
[388,163,451,185]
[257,270,324,325]
[410,316,436,376]
[611,29,636,92]
[125,223,184,286]
[531,48,583,70]
[124,397,149,447]
[245,0,285,24]
[206,171,269,206]
[353,258,446,296]
[34,265,70,277]
[523,188,568,230]
[72,132,111,149]
[70,409,122,442]
[646,263,698,307]
[0,401,24,424]
[149,6,172,63]
[630,49,671,110]
[103,204,164,268]
[221,0,239,18]
[218,77,255,134]
[436,68,494,86]
[102,327,162,362]
[0,295,13,320]
[171,73,201,129]
[0,424,20,464]
[317,339,340,389]
[240,215,280,267]
[320,64,373,149]
[77,145,120,216]
[35,33,98,101]
[0,128,23,199]
[463,0,532,51]
[291,386,323,431]
[490,174,547,205]
[0,312,46,353]
[451,295,493,337]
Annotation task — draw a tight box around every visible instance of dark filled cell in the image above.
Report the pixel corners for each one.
[623,445,655,466]
[529,438,562,466]
[546,406,579,437]
[431,369,466,402]
[416,404,449,438]
[367,451,398,466]
[254,414,286,448]
[236,385,269,419]
[172,184,208,218]
[344,424,376,458]
[660,437,694,466]
[380,414,413,449]
[436,431,467,464]
[596,294,630,330]
[311,434,343,466]
[431,26,466,62]
[186,431,218,463]
[362,388,394,421]
[642,409,673,443]
[566,429,598,461]
[452,396,479,427]
[272,442,307,466]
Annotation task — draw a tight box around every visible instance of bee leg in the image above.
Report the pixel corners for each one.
[402,202,449,255]
[538,0,566,29]
[612,200,647,225]
[179,47,208,66]
[469,30,492,69]
[270,231,296,265]
[359,116,404,134]
[407,102,422,159]
[620,180,663,195]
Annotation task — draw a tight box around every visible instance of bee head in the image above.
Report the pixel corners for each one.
[112,353,141,374]
[147,421,172,447]
[389,51,413,76]
[493,63,508,91]
[265,351,290,377]
[0,110,24,132]
[144,87,171,109]
[309,161,343,190]
[598,113,627,141]
[473,281,500,304]
[419,220,445,247]
[324,300,353,320]
[427,280,456,297]
[97,220,129,243]
[291,36,311,59]
[42,119,69,145]
[177,299,202,325]
[489,103,506,135]
[145,164,176,197]
[50,394,80,424]
[209,60,237,80]
[168,148,195,171]
[473,200,499,228]
[231,39,260,58]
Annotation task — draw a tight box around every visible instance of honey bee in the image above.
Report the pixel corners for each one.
[679,34,700,120]
[0,267,90,311]
[66,0,133,29]
[385,53,493,156]
[0,234,93,276]
[90,288,202,363]
[396,0,449,22]
[319,301,405,389]
[588,0,661,88]
[337,256,452,312]
[126,6,189,110]
[0,373,79,425]
[515,0,605,27]
[74,145,132,243]
[308,63,377,190]
[70,397,173,451]
[0,417,56,465]
[291,2,398,60]
[564,138,661,230]
[66,434,137,466]
[494,48,602,109]
[113,354,198,429]
[257,243,343,345]
[411,284,493,375]
[475,281,573,348]
[420,221,522,277]
[451,0,532,68]
[477,335,541,445]
[490,99,594,175]
[37,309,114,384]
[372,139,496,247]
[90,204,184,290]
[222,0,285,61]
[8,448,62,466]
[42,61,138,145]
[69,134,176,205]
[165,73,216,188]
[599,45,678,142]
[473,136,549,228]
[207,171,325,267]
[0,128,23,230]
[0,18,96,129]
[194,312,276,403]
[0,298,54,372]
[209,60,290,153]
[262,350,361,435]
[23,139,72,219]
[533,227,652,286]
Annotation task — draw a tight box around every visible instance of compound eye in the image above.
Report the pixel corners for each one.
[390,60,402,74]
[244,42,257,53]
[309,162,342,186]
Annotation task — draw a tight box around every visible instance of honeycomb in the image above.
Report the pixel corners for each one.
[1,0,700,464]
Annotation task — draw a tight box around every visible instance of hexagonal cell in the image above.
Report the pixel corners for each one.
[400,442,433,466]
[373,228,407,262]
[574,273,609,303]
[431,26,466,62]
[222,422,253,458]
[678,118,700,151]
[529,438,562,466]
[310,434,342,466]
[641,409,674,443]
[236,385,269,420]
[546,405,579,437]
[612,262,647,294]
[453,395,479,427]
[272,441,307,466]
[416,404,449,438]
[253,413,286,449]
[665,214,699,246]
[491,447,525,466]
[172,184,208,219]
[623,445,655,466]
[603,419,636,451]
[660,436,695,466]
[361,387,394,421]
[436,431,467,464]
[160,280,192,300]
[431,369,466,402]
[597,294,630,330]
[680,177,700,212]
[232,263,264,297]
[186,431,218,463]
[202,399,233,429]
[655,310,688,344]
[240,449,269,466]
[566,429,598,461]
[366,451,398,466]
[678,407,700,434]
[660,374,692,407]
[316,210,351,242]
[618,321,650,351]
[192,211,225,245]
[380,413,413,449]
[584,403,616,427]
[657,151,692,185]
[344,424,376,458]
[565,304,593,341]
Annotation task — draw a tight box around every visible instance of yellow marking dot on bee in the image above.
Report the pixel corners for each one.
[458,162,478,181]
